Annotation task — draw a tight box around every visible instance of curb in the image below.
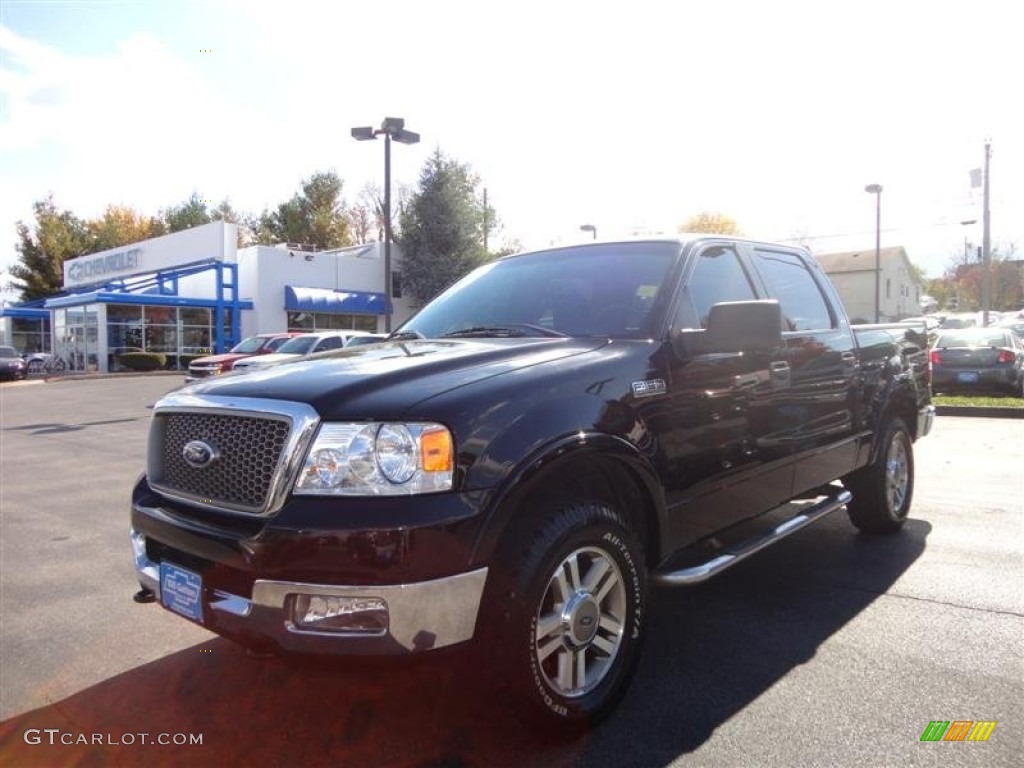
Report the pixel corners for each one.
[42,371,185,383]
[935,405,1024,419]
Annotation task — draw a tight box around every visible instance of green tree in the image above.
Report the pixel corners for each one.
[164,193,212,233]
[679,211,742,235]
[398,150,495,303]
[9,196,91,300]
[210,199,255,247]
[257,171,353,250]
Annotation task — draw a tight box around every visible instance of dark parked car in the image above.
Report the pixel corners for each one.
[931,327,1024,396]
[0,346,28,381]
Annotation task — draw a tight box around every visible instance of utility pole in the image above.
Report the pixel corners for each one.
[981,140,992,326]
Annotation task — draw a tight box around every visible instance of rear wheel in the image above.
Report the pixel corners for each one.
[844,418,914,533]
[482,501,646,733]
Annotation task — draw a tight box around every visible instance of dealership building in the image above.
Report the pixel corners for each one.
[0,221,416,373]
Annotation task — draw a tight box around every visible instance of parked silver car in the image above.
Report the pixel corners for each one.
[232,331,370,372]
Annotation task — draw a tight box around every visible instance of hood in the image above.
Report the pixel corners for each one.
[182,338,608,419]
[190,353,250,367]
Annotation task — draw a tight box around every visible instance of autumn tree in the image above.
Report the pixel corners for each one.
[88,205,165,252]
[940,242,1022,311]
[679,211,741,235]
[398,150,496,303]
[10,196,91,300]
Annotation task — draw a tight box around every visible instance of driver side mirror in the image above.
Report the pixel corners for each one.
[674,300,784,357]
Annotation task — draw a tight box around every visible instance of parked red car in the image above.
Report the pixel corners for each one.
[185,333,301,382]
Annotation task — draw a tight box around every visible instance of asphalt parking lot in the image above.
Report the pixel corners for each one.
[0,376,1021,767]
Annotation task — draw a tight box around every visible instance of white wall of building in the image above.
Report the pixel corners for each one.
[236,243,417,335]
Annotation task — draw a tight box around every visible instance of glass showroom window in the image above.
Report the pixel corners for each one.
[11,317,50,354]
[181,307,213,356]
[289,312,378,332]
[144,306,179,369]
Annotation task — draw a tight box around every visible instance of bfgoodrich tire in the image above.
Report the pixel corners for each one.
[483,501,647,733]
[844,418,915,533]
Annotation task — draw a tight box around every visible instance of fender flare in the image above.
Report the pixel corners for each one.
[468,430,669,566]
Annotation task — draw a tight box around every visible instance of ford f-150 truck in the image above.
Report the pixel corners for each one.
[131,237,933,730]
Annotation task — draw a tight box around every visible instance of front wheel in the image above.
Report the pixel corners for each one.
[844,418,914,533]
[483,501,647,733]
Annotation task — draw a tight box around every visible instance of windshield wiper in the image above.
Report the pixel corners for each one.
[441,324,567,339]
[387,329,426,341]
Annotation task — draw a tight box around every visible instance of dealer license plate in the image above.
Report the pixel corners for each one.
[957,371,980,383]
[160,562,203,622]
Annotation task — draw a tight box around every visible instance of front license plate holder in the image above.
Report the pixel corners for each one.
[160,562,203,622]
[957,371,980,383]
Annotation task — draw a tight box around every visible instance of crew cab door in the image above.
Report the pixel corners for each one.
[744,246,861,494]
[658,242,795,548]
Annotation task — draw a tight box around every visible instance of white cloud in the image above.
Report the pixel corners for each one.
[2,0,1023,283]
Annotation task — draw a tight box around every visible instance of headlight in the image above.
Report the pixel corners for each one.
[294,422,454,496]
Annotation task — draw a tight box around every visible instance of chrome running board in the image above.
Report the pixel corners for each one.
[651,489,852,587]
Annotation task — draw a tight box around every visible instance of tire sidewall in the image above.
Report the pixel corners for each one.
[511,509,646,727]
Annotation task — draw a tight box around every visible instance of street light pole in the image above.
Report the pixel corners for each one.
[865,184,883,323]
[351,117,420,333]
[981,140,992,326]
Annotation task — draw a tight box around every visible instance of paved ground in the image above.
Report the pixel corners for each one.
[0,377,1021,767]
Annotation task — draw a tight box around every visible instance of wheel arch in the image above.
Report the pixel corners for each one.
[469,432,668,570]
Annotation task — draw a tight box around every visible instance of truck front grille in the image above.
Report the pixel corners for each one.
[152,411,292,513]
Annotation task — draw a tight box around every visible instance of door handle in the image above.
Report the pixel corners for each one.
[769,360,791,383]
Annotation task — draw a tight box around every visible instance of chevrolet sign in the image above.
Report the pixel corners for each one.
[66,248,142,284]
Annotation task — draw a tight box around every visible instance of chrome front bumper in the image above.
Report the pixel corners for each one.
[132,528,487,654]
[918,404,936,439]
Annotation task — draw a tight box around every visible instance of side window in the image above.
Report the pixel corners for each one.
[678,245,758,328]
[752,249,834,332]
[316,337,343,352]
[267,337,290,351]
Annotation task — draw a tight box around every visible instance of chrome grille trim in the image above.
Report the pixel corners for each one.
[148,393,320,517]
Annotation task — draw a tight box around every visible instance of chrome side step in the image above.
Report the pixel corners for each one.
[651,489,852,587]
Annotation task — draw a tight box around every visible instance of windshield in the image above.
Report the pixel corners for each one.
[230,336,271,354]
[397,243,679,339]
[344,336,384,347]
[276,336,318,355]
[0,346,19,357]
[935,330,1011,348]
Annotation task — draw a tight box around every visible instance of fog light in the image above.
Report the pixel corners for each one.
[289,595,388,634]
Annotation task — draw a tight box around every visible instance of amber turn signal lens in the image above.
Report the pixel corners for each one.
[420,427,453,472]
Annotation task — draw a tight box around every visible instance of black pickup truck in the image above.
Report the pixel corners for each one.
[131,237,933,729]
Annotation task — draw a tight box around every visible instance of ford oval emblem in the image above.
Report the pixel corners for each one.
[182,440,218,468]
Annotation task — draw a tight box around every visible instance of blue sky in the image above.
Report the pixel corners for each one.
[2,0,1022,301]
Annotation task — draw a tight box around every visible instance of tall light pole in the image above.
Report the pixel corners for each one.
[981,140,992,326]
[865,184,883,323]
[580,223,597,240]
[351,117,420,333]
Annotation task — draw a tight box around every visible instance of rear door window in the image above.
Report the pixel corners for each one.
[752,249,834,331]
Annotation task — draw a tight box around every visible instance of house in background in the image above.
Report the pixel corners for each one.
[814,246,925,323]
